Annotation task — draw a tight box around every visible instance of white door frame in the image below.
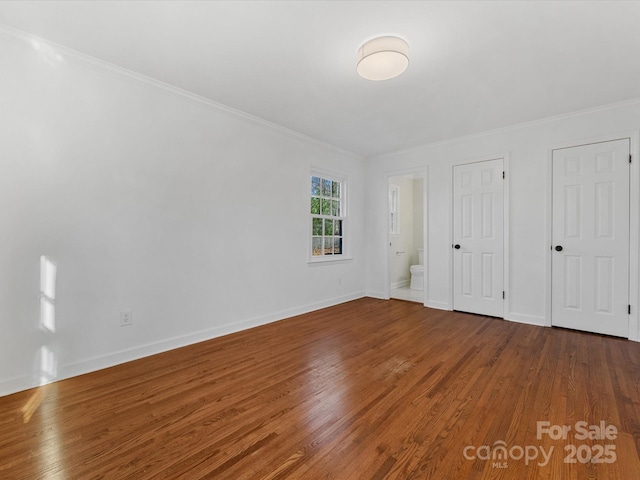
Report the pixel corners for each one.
[545,131,640,341]
[449,153,510,318]
[384,166,428,304]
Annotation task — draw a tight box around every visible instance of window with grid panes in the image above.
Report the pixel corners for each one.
[310,174,344,258]
[389,185,399,235]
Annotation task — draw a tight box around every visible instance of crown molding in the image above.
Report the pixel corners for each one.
[370,96,640,161]
[0,23,363,161]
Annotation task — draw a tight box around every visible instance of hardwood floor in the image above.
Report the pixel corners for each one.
[1,298,640,479]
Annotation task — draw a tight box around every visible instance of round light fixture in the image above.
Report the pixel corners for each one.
[356,36,409,81]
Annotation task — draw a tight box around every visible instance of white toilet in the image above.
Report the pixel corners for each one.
[409,248,424,290]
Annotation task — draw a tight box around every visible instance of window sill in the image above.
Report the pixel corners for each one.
[307,256,353,266]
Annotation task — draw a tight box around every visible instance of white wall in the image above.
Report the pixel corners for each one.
[0,35,366,395]
[365,100,640,333]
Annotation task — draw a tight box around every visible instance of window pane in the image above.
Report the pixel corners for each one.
[311,176,321,195]
[321,198,331,215]
[334,220,342,236]
[324,219,333,236]
[310,174,345,260]
[311,197,320,214]
[322,178,332,196]
[312,237,322,256]
[324,237,333,255]
[334,237,343,255]
[312,218,322,236]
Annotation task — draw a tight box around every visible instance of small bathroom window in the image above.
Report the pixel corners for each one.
[389,185,399,235]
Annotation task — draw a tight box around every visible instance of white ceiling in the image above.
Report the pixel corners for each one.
[2,0,640,157]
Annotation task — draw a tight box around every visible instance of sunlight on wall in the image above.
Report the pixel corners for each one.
[30,39,65,67]
[21,257,61,429]
[39,255,56,333]
[37,257,58,387]
[36,345,57,386]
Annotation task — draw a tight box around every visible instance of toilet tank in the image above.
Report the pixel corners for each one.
[417,248,424,265]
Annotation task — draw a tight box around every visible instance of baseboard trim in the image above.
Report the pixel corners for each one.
[426,300,450,311]
[391,280,410,289]
[365,290,387,300]
[0,291,366,397]
[505,312,547,327]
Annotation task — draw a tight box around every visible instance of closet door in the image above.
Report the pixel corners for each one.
[552,139,630,337]
[452,159,504,317]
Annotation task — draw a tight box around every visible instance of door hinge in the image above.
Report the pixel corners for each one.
[629,305,631,315]
[502,171,505,179]
[630,154,632,164]
[502,291,505,299]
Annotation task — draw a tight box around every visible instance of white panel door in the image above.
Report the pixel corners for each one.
[552,139,630,337]
[453,159,504,317]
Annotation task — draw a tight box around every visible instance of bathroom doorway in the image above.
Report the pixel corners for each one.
[388,171,426,303]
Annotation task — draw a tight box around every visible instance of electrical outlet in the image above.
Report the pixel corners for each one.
[120,310,133,327]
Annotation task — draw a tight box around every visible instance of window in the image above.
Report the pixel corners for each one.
[310,173,345,258]
[389,185,399,235]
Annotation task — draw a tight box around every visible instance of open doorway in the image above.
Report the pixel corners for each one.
[388,172,425,303]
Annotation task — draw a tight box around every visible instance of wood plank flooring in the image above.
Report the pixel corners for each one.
[1,298,640,479]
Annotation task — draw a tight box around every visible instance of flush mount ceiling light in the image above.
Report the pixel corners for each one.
[356,36,409,81]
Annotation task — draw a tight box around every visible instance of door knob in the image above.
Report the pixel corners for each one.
[555,245,563,252]
[454,244,461,249]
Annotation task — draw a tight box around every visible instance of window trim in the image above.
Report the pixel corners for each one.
[308,168,351,264]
